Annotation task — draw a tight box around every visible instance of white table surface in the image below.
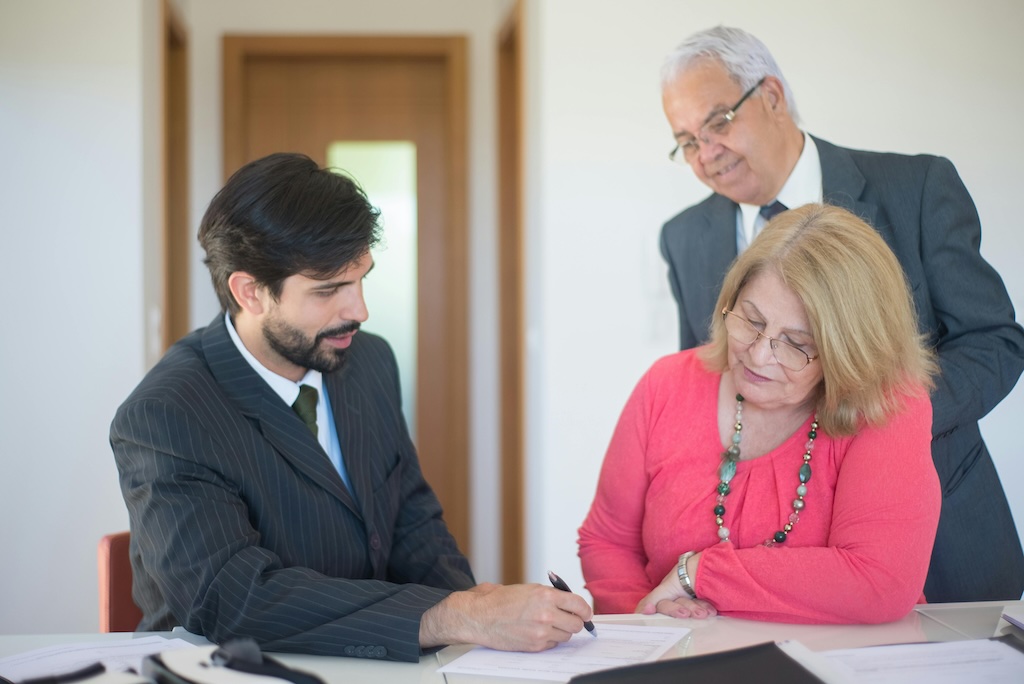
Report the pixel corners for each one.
[2,601,1021,683]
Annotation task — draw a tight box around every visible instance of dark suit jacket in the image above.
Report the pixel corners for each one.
[110,315,474,661]
[660,136,1024,602]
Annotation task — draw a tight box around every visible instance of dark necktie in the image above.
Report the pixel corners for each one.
[759,200,788,222]
[292,384,319,438]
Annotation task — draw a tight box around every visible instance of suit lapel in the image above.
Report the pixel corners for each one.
[691,196,738,334]
[697,196,739,280]
[202,315,361,518]
[815,135,884,238]
[324,366,375,526]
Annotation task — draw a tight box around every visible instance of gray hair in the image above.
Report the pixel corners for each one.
[661,25,800,125]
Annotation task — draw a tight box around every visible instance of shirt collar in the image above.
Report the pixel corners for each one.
[738,132,823,240]
[224,312,324,407]
[776,131,823,209]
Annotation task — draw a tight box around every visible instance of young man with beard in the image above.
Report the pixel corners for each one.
[110,152,591,661]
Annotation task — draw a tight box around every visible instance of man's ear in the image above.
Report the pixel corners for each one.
[227,272,266,316]
[761,76,788,116]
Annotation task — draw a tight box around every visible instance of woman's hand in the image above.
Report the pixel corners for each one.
[635,554,717,619]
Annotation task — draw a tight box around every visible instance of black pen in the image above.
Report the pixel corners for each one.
[547,570,597,637]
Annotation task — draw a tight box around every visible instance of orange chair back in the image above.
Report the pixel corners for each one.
[98,531,144,632]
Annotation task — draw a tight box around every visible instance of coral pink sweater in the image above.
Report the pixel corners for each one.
[578,349,940,624]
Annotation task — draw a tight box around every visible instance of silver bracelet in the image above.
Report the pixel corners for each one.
[677,551,697,598]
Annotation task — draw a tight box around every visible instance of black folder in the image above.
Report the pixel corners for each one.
[568,641,825,683]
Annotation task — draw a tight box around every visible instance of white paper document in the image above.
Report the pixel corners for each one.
[437,624,691,682]
[1002,605,1024,630]
[817,639,1024,684]
[0,636,197,681]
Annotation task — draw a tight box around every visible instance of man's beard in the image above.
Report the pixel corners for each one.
[262,317,361,375]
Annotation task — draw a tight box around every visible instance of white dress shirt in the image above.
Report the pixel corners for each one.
[224,312,354,493]
[736,131,824,252]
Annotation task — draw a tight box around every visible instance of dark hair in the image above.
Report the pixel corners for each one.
[198,152,382,314]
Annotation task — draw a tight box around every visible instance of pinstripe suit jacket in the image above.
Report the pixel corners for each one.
[110,315,474,661]
[659,136,1024,602]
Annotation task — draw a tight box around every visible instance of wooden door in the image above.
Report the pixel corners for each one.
[162,0,189,349]
[498,3,525,584]
[223,36,470,554]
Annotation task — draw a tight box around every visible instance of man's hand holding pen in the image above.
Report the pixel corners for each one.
[419,581,595,652]
[548,571,597,636]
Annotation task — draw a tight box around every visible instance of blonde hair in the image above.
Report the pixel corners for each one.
[700,204,937,436]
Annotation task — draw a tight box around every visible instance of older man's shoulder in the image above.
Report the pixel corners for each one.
[662,192,735,235]
[819,136,950,176]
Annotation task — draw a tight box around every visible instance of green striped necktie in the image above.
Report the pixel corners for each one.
[292,384,319,438]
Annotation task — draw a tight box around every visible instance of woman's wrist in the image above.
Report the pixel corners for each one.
[677,551,697,598]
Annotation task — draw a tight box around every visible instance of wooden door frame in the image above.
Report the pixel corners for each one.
[221,35,471,553]
[498,2,525,584]
[162,0,189,349]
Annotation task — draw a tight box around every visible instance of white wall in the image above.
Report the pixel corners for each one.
[0,0,161,632]
[524,0,1024,602]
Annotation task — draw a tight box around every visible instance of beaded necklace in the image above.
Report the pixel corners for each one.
[715,394,819,546]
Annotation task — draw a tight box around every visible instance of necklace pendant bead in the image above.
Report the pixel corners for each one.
[773,531,787,543]
[793,498,805,510]
[719,459,737,482]
[799,462,812,483]
[714,504,725,516]
[717,482,731,495]
[796,484,807,497]
[718,527,730,540]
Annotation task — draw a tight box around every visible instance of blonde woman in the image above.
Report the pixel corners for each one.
[579,204,940,623]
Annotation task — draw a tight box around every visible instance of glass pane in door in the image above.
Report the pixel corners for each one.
[326,141,418,438]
